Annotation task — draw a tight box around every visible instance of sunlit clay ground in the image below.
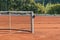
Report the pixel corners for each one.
[0,16,60,40]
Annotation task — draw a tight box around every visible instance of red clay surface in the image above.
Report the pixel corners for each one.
[0,16,60,40]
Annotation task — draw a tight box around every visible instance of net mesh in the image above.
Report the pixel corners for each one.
[0,11,34,33]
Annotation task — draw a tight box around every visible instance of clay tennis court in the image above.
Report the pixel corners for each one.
[0,16,60,40]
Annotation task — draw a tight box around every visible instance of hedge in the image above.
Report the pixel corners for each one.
[45,3,60,14]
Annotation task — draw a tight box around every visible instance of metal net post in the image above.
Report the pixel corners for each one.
[31,11,34,33]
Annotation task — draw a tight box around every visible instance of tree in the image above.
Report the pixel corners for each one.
[45,4,60,14]
[0,0,7,11]
[8,0,35,11]
[35,0,60,5]
[0,0,44,14]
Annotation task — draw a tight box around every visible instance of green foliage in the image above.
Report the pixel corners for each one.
[0,0,45,14]
[8,0,35,11]
[0,0,8,11]
[8,0,44,14]
[34,3,45,14]
[45,3,60,14]
[35,0,60,5]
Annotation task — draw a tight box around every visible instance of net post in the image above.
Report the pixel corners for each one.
[31,11,34,34]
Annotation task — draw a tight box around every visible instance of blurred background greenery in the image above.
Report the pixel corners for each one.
[0,0,60,14]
